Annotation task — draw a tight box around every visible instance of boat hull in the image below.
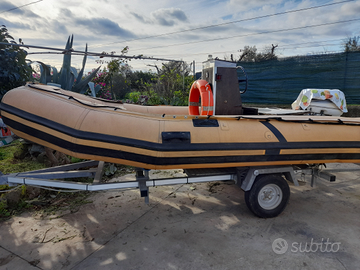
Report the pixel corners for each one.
[1,84,360,169]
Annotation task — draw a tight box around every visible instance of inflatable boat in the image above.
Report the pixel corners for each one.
[1,59,360,170]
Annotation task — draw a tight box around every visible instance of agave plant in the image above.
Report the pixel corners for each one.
[32,35,101,96]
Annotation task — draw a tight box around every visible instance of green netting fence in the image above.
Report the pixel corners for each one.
[239,51,360,105]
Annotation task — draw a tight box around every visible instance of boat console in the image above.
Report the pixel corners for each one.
[199,56,346,117]
[201,56,251,115]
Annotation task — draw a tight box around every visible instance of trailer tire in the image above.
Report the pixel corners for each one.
[245,174,290,218]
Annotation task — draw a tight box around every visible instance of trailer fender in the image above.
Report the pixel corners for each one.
[240,166,299,191]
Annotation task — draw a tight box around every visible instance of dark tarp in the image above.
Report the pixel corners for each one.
[239,51,360,105]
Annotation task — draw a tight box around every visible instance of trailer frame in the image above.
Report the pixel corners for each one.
[0,160,342,218]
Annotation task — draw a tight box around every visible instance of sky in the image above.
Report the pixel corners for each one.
[1,0,360,73]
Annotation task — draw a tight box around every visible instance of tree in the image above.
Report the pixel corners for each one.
[151,61,193,105]
[344,36,360,52]
[226,44,278,63]
[0,25,32,100]
[257,44,278,61]
[94,47,130,100]
[238,45,258,62]
[127,70,157,92]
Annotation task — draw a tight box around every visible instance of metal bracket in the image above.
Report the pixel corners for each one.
[311,168,336,187]
[293,165,336,187]
[93,161,105,184]
[136,169,150,204]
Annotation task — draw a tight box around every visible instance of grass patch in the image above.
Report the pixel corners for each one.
[0,140,91,219]
[0,139,47,174]
[0,186,32,220]
[0,199,11,218]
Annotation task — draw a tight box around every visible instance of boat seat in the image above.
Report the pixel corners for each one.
[242,107,258,115]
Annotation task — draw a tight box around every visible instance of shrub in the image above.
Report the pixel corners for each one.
[0,25,32,100]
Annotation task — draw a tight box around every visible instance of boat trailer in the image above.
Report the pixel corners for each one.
[0,160,340,218]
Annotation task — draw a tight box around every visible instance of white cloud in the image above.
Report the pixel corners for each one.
[131,8,188,27]
[151,8,188,26]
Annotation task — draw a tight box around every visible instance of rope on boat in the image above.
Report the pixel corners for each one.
[28,84,125,111]
[236,115,360,126]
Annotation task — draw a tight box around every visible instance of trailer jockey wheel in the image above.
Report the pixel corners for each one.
[245,174,290,218]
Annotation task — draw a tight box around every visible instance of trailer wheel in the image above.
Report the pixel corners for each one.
[245,174,290,218]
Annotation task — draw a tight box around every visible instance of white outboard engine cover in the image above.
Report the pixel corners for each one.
[305,99,343,116]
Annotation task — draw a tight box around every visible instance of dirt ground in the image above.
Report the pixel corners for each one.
[0,164,359,270]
